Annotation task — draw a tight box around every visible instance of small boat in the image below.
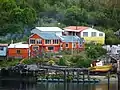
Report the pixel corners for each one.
[89,60,112,73]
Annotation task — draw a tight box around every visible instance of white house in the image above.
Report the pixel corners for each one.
[31,27,64,37]
[64,26,105,44]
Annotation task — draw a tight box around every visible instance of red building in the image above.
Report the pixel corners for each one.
[29,32,60,57]
[8,43,30,59]
[60,36,85,51]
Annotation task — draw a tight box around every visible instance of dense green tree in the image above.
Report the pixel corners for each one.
[69,55,92,68]
[86,44,107,59]
[0,0,37,35]
[10,8,24,24]
[63,6,88,25]
[105,30,120,45]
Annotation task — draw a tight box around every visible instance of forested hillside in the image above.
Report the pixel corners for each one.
[0,0,120,44]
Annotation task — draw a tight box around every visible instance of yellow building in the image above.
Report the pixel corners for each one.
[64,26,105,45]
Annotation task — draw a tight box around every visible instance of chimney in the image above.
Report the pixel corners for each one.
[76,26,77,30]
[92,25,94,28]
[11,40,13,44]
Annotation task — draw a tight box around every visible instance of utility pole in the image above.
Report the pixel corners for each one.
[72,32,73,55]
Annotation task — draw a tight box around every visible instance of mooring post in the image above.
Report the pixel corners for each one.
[46,69,48,81]
[77,70,79,83]
[107,71,110,90]
[88,70,91,90]
[83,71,85,83]
[64,70,67,82]
[72,70,74,79]
[67,70,69,82]
[88,70,90,81]
[118,71,120,90]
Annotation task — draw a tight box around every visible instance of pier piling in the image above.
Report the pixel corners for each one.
[107,71,110,90]
[118,72,120,90]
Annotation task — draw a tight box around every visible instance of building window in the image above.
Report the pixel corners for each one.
[0,47,4,51]
[45,40,51,44]
[33,46,39,51]
[72,43,76,48]
[83,32,88,37]
[53,39,59,44]
[91,32,96,37]
[66,43,69,48]
[36,39,42,44]
[16,50,20,54]
[99,33,103,36]
[48,46,54,51]
[30,39,35,44]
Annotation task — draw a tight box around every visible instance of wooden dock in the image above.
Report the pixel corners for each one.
[0,64,99,83]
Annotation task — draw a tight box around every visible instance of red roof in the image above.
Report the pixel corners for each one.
[64,26,89,32]
[0,44,8,46]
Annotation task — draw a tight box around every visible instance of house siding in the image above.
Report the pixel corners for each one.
[80,28,105,44]
[45,45,60,52]
[8,48,29,59]
[29,34,61,57]
[61,42,84,50]
[83,37,105,44]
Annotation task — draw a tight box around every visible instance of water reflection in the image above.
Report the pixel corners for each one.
[0,81,118,90]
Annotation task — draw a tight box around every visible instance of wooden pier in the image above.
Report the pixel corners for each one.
[38,65,99,83]
[0,64,100,83]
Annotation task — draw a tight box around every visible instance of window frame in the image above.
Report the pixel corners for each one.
[16,50,21,54]
[72,43,76,48]
[32,46,39,51]
[48,46,54,51]
[45,40,51,44]
[36,39,42,44]
[91,32,96,37]
[53,39,59,44]
[65,43,69,48]
[99,33,103,36]
[30,38,36,44]
[83,32,88,37]
[0,46,4,51]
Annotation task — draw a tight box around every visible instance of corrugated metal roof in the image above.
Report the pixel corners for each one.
[8,43,29,48]
[37,32,59,39]
[35,27,64,32]
[60,36,82,42]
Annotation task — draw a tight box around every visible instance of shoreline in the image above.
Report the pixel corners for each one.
[90,76,118,83]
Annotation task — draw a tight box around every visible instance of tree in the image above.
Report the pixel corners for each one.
[105,29,120,45]
[86,44,107,59]
[63,6,88,25]
[0,0,37,35]
[22,7,37,25]
[0,0,17,12]
[10,8,24,24]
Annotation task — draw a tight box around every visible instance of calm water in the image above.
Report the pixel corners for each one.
[0,81,118,90]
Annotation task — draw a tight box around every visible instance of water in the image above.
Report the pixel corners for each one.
[0,81,118,90]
